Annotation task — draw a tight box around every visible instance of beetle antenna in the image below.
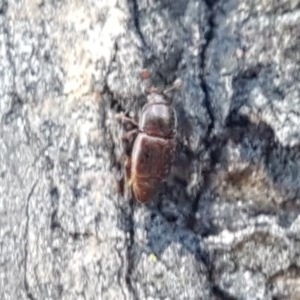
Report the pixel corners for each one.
[163,78,182,95]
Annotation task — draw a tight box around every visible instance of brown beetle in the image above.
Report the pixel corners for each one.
[117,85,178,203]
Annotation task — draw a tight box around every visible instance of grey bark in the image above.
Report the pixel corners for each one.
[1,0,300,299]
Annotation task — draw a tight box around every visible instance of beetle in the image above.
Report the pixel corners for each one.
[117,84,178,203]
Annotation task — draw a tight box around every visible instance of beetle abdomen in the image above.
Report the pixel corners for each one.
[130,133,175,203]
[131,133,175,179]
[132,177,161,203]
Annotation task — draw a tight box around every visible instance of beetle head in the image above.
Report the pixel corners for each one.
[146,91,169,104]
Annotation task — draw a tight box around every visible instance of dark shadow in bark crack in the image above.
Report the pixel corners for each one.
[226,112,300,218]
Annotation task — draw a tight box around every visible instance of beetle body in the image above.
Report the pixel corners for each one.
[124,92,177,203]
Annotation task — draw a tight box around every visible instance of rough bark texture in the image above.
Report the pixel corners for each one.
[1,0,300,299]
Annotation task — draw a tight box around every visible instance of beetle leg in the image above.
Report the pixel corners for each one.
[122,128,139,140]
[125,156,131,184]
[124,156,133,200]
[122,129,139,156]
[115,114,138,128]
[121,130,138,201]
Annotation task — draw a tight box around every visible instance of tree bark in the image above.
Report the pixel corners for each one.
[1,1,300,299]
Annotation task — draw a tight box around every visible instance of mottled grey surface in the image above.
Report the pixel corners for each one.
[1,0,300,299]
